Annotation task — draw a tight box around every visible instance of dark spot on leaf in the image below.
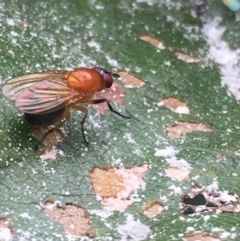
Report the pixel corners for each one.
[181,183,240,215]
[182,194,207,205]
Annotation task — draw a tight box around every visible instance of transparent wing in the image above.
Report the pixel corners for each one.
[2,71,69,100]
[2,71,77,114]
[15,79,76,114]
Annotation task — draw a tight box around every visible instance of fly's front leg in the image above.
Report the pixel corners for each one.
[90,99,131,119]
[69,104,89,144]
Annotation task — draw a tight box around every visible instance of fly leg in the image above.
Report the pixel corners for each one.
[69,104,89,144]
[91,99,131,119]
[34,120,67,151]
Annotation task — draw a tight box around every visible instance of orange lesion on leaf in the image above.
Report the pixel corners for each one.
[140,35,165,49]
[172,49,202,63]
[118,71,145,88]
[184,232,220,241]
[165,121,212,139]
[159,97,189,114]
[42,200,92,238]
[165,166,190,181]
[90,165,148,211]
[90,167,125,198]
[141,200,165,219]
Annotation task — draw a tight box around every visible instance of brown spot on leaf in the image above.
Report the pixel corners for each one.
[159,97,189,114]
[90,165,148,211]
[42,200,92,238]
[140,35,165,49]
[90,83,126,115]
[0,216,14,240]
[181,183,240,215]
[31,126,64,149]
[165,121,212,139]
[184,232,220,241]
[19,21,27,28]
[165,166,190,181]
[31,126,65,160]
[141,201,165,219]
[90,167,124,198]
[118,71,145,88]
[172,50,202,63]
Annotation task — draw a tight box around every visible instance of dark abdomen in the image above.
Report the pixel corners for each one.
[24,107,66,126]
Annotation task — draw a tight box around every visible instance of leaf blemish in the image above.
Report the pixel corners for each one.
[0,216,14,240]
[141,200,165,219]
[172,49,202,63]
[165,121,212,139]
[90,165,148,212]
[31,126,65,160]
[140,35,165,49]
[165,166,191,182]
[181,183,240,215]
[118,71,145,88]
[90,83,127,115]
[42,200,92,238]
[184,232,220,241]
[158,97,190,114]
[117,213,151,240]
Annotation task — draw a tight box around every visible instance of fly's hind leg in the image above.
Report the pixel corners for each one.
[34,120,67,151]
[69,104,89,144]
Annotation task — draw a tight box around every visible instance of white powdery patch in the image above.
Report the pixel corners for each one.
[155,146,191,181]
[111,156,122,165]
[166,156,192,171]
[87,40,101,52]
[16,230,32,241]
[105,56,119,67]
[19,212,32,220]
[157,101,190,114]
[154,146,177,157]
[102,165,148,212]
[40,148,58,161]
[205,179,219,192]
[211,227,237,239]
[40,146,64,161]
[95,5,105,10]
[6,18,15,26]
[88,112,102,129]
[10,31,19,37]
[123,133,143,156]
[0,228,12,241]
[174,106,190,114]
[203,17,240,101]
[168,184,182,195]
[123,133,136,144]
[117,214,151,241]
[89,208,113,220]
[219,191,238,203]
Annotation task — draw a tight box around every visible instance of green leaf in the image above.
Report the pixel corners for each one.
[1,0,240,240]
